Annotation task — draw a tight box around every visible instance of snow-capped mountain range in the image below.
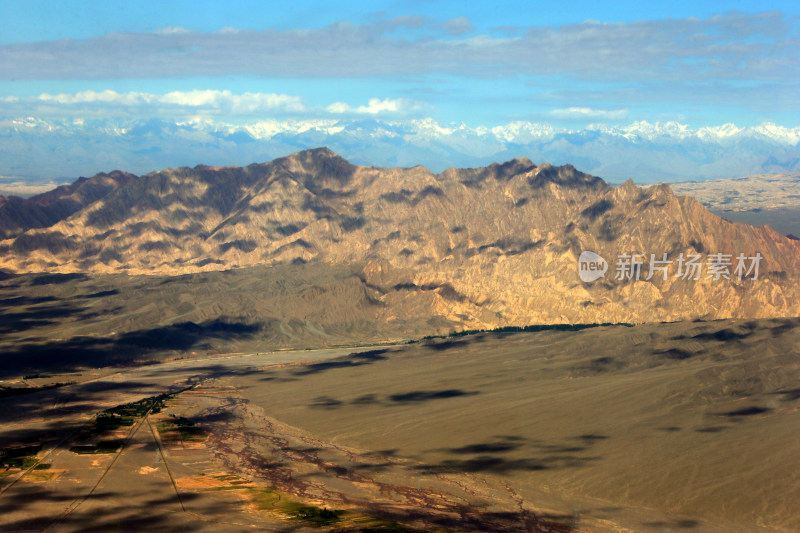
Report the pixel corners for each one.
[2,116,799,184]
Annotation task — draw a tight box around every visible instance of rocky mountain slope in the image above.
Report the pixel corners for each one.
[1,148,799,325]
[0,170,136,240]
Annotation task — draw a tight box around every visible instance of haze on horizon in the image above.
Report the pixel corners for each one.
[0,0,799,187]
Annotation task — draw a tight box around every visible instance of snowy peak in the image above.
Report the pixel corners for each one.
[2,116,799,182]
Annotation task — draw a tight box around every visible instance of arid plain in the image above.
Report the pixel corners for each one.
[2,318,799,532]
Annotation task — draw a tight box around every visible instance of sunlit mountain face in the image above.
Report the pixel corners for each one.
[2,148,798,327]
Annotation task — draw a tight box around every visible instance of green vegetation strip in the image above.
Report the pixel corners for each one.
[214,483,424,531]
[157,415,207,442]
[69,386,195,454]
[418,321,635,341]
[94,390,177,432]
[0,445,41,470]
[69,439,126,455]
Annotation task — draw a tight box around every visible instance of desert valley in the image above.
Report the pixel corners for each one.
[1,149,799,532]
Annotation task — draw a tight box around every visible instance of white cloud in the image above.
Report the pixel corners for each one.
[326,97,414,115]
[438,16,475,36]
[0,13,796,146]
[11,90,305,116]
[357,98,401,114]
[154,26,190,35]
[546,107,628,121]
[0,12,794,87]
[384,16,427,30]
[159,90,306,113]
[1,91,433,122]
[326,102,351,114]
[38,90,153,105]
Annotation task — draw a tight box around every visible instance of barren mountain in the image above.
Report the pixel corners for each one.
[0,170,136,240]
[1,148,799,326]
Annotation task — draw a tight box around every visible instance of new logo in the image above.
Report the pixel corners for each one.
[578,251,608,282]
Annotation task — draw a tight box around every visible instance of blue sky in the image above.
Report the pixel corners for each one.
[3,1,796,42]
[0,1,799,185]
[1,0,798,127]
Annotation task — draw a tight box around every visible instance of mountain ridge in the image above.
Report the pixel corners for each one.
[0,170,136,240]
[1,148,799,326]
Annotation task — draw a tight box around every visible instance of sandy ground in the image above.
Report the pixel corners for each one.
[0,348,365,533]
[226,318,800,533]
[2,319,800,532]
